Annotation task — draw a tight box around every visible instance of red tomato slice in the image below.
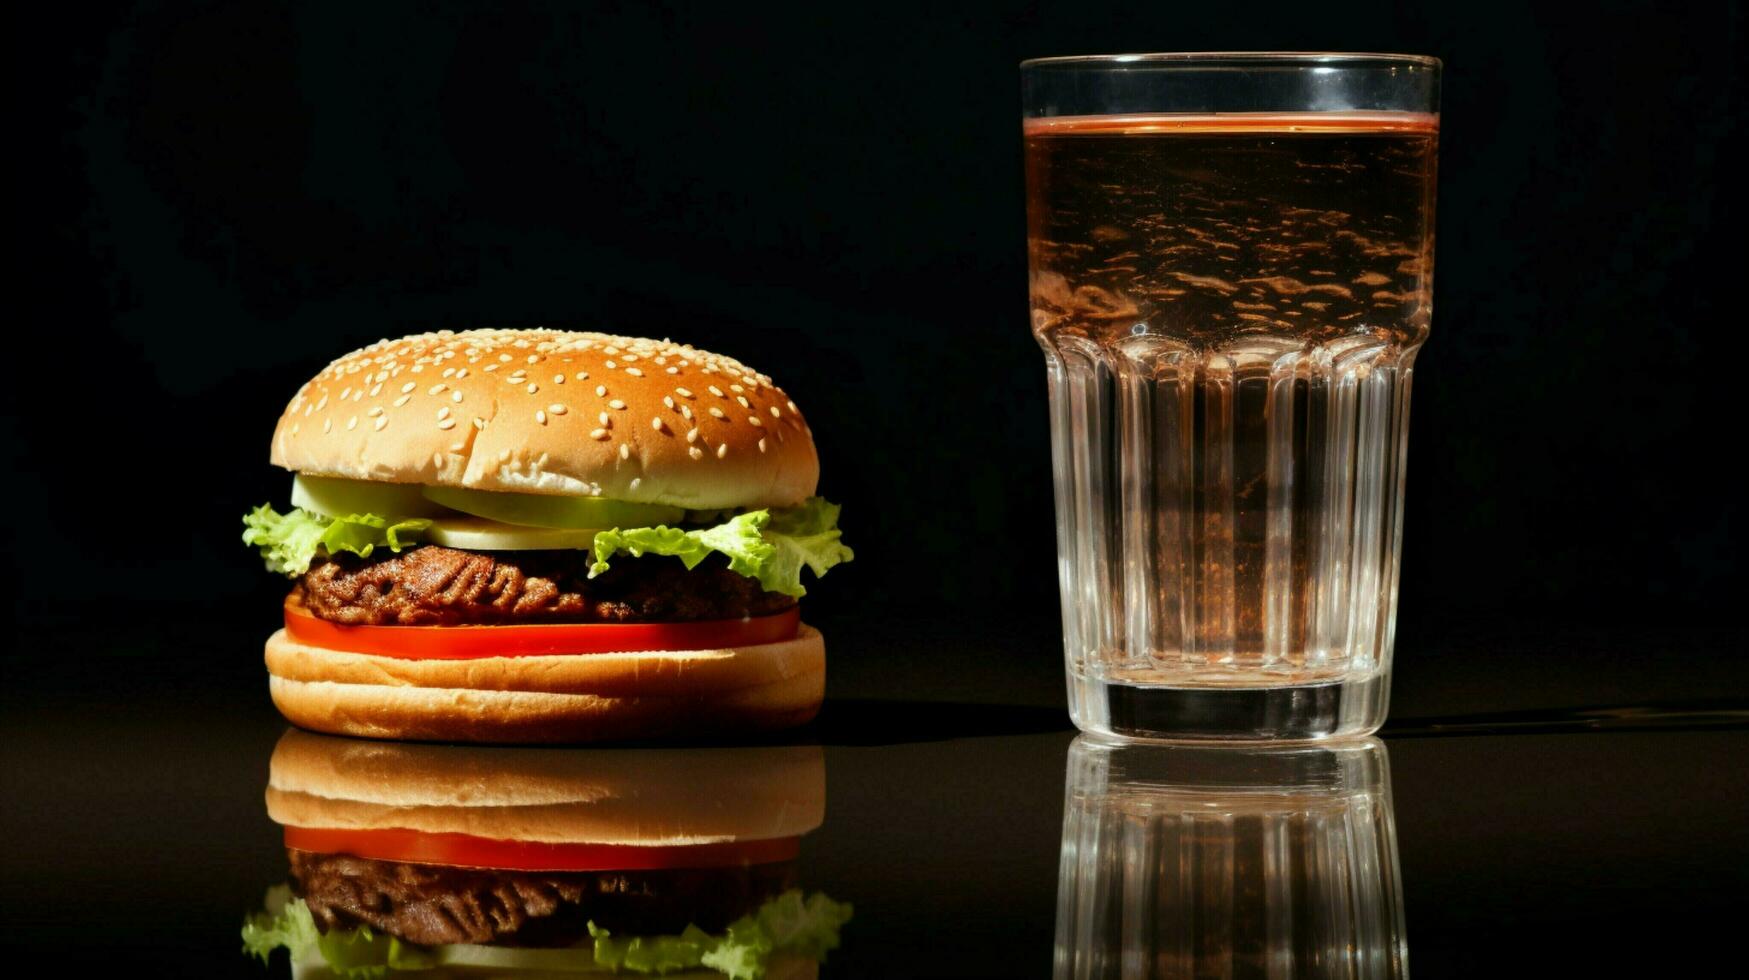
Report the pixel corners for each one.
[285,825,800,871]
[283,601,800,659]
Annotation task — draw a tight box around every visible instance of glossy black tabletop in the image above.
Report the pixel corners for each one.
[4,605,1746,978]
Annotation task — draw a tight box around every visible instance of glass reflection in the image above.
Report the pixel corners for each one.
[1055,736,1406,979]
[243,730,850,978]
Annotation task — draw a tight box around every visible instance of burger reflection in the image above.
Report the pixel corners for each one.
[1054,736,1405,980]
[243,730,850,979]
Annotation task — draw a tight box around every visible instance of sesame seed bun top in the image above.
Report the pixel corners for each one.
[269,329,820,510]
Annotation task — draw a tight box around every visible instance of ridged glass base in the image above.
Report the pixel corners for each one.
[1054,736,1407,978]
[1068,671,1390,741]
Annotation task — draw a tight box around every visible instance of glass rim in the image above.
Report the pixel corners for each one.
[1020,51,1441,70]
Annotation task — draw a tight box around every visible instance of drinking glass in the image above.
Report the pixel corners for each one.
[1054,736,1407,978]
[1023,53,1441,739]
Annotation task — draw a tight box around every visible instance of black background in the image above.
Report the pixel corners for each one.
[5,3,1747,977]
[11,0,1744,642]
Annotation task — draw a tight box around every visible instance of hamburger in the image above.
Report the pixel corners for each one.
[241,329,851,743]
[242,730,851,978]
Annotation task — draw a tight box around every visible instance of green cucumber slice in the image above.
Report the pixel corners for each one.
[423,517,598,551]
[291,474,450,519]
[421,485,684,530]
[432,942,610,972]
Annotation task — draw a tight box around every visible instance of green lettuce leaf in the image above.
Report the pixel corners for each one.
[241,885,316,966]
[244,889,851,979]
[240,890,437,978]
[241,505,431,577]
[757,498,854,598]
[588,922,715,974]
[592,890,853,980]
[748,890,854,962]
[589,497,852,598]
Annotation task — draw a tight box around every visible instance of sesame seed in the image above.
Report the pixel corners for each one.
[451,390,463,402]
[484,363,500,372]
[650,417,668,434]
[681,405,694,420]
[442,367,455,378]
[374,416,388,431]
[708,385,725,397]
[394,395,411,407]
[433,453,445,468]
[456,368,468,378]
[499,354,513,363]
[625,367,644,377]
[411,365,424,373]
[605,360,617,369]
[663,396,676,410]
[629,478,642,490]
[731,384,745,393]
[473,417,487,429]
[438,417,456,430]
[708,407,727,419]
[666,367,679,375]
[291,423,300,435]
[526,383,539,394]
[450,442,466,452]
[369,383,382,396]
[609,399,626,410]
[688,447,704,460]
[716,443,729,459]
[346,416,358,430]
[367,406,385,417]
[758,437,768,453]
[619,444,631,461]
[590,428,610,440]
[787,400,800,415]
[341,387,352,400]
[437,407,451,420]
[429,384,447,395]
[527,354,540,364]
[595,385,608,397]
[323,419,332,433]
[598,412,610,425]
[553,374,565,384]
[748,416,763,427]
[736,395,750,408]
[536,410,547,425]
[316,395,330,410]
[685,427,700,443]
[675,387,694,398]
[575,372,589,381]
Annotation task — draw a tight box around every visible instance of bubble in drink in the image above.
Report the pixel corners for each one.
[1025,113,1437,729]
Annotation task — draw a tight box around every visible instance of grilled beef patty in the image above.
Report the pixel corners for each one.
[295,545,794,626]
[289,850,795,947]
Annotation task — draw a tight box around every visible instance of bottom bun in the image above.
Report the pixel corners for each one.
[264,625,824,744]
